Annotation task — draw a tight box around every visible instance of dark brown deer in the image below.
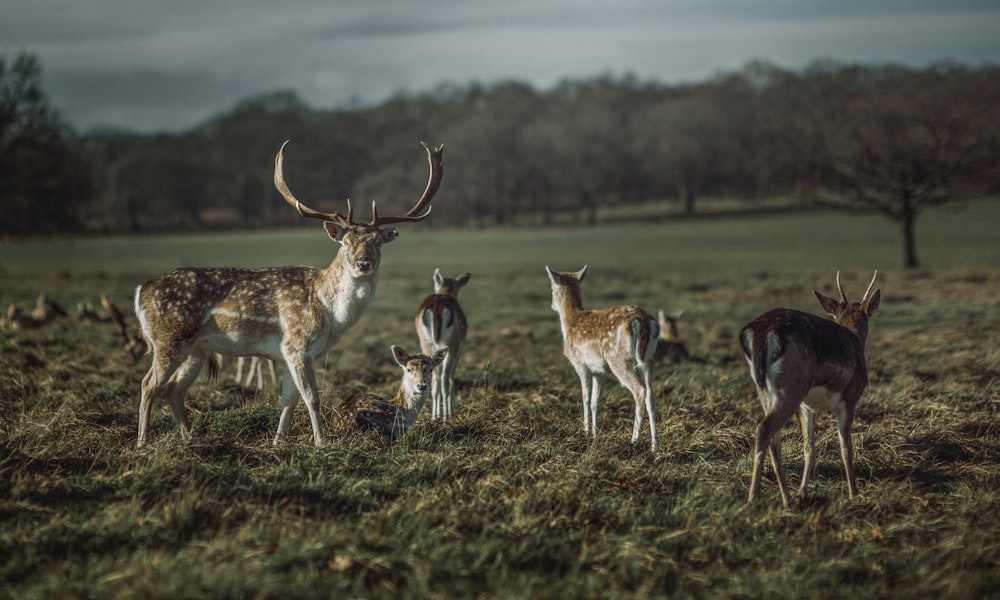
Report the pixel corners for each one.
[415,268,471,421]
[740,271,881,508]
[134,141,444,448]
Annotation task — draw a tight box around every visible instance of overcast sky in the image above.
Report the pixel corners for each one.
[3,0,999,133]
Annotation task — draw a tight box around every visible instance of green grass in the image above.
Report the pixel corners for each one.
[1,202,998,598]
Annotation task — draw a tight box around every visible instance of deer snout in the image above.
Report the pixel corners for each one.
[356,259,374,273]
[416,381,429,392]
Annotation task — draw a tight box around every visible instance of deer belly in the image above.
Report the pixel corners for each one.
[802,386,843,413]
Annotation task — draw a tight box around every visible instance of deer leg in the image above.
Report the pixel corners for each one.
[749,393,797,507]
[430,367,443,421]
[278,354,324,446]
[574,366,592,434]
[164,353,206,441]
[640,363,659,451]
[797,406,817,505]
[442,352,457,420]
[610,361,646,446]
[768,431,793,509]
[589,374,602,438]
[274,364,300,444]
[835,405,858,498]
[137,345,190,448]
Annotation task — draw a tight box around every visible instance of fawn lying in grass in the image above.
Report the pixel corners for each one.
[332,345,448,445]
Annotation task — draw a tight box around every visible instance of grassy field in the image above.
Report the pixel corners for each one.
[1,203,998,598]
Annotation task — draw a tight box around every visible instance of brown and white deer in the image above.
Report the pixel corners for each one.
[415,268,471,421]
[740,271,881,508]
[332,345,447,445]
[134,140,444,448]
[546,266,660,451]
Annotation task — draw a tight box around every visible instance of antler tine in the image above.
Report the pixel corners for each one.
[836,270,849,304]
[862,270,879,304]
[274,140,351,225]
[373,142,445,226]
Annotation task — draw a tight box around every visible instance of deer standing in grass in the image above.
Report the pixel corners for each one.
[740,271,880,508]
[332,345,447,445]
[415,268,471,421]
[546,266,660,451]
[134,140,444,448]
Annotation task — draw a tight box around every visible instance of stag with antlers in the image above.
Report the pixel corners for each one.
[740,271,881,508]
[134,141,444,448]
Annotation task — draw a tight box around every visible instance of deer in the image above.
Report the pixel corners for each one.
[133,140,444,448]
[740,271,881,509]
[546,266,661,451]
[415,268,471,421]
[332,345,447,445]
[654,309,691,364]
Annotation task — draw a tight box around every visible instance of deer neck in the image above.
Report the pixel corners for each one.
[553,287,585,336]
[317,252,380,328]
[392,386,428,429]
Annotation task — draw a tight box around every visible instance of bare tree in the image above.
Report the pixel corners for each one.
[807,63,1000,268]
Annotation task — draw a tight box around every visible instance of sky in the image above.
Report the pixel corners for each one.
[3,0,1000,133]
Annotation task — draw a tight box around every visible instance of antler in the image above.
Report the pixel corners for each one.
[836,270,879,304]
[372,142,445,226]
[861,270,879,304]
[835,271,849,304]
[274,140,444,227]
[273,140,352,226]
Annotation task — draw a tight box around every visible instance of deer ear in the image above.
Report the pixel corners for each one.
[864,289,881,316]
[814,291,842,318]
[323,221,347,241]
[456,272,471,287]
[391,345,409,367]
[432,347,448,365]
[433,268,444,288]
[577,265,588,281]
[381,227,399,244]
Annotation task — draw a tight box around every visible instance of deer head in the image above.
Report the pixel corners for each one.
[813,270,881,344]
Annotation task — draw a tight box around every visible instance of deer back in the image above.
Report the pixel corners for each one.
[740,308,868,398]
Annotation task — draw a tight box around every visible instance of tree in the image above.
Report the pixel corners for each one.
[805,63,1000,268]
[0,53,90,236]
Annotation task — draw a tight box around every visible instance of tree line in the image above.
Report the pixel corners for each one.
[2,53,999,267]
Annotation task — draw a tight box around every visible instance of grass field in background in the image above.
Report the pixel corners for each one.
[1,202,998,597]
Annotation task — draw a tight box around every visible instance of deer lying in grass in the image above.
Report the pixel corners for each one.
[134,140,444,448]
[546,266,660,451]
[654,309,691,364]
[740,271,881,508]
[415,268,471,421]
[332,345,447,445]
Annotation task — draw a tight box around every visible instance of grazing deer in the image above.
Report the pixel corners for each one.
[415,268,471,421]
[654,309,691,364]
[134,140,444,448]
[546,266,660,451]
[740,271,881,508]
[332,345,447,445]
